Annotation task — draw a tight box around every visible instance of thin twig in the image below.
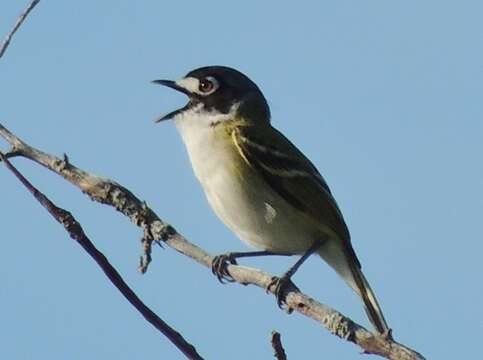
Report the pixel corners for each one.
[0,0,40,59]
[0,150,205,360]
[271,331,288,360]
[0,123,425,360]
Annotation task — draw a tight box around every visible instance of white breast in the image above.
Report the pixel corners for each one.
[174,105,233,181]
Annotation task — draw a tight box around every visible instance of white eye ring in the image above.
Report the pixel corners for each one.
[197,76,219,95]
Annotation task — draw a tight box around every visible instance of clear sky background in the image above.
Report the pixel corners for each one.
[1,1,482,359]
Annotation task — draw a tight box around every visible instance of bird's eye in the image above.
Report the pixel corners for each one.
[198,77,217,93]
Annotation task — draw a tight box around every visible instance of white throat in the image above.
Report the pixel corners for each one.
[173,102,240,128]
[173,101,240,142]
[172,101,240,199]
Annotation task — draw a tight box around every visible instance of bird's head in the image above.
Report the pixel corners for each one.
[153,66,270,124]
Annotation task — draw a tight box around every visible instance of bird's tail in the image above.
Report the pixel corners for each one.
[318,241,389,334]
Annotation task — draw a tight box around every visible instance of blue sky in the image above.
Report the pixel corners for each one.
[1,1,482,359]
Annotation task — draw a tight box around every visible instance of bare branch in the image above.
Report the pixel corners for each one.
[0,149,205,360]
[0,0,40,59]
[0,123,159,272]
[0,123,425,360]
[271,331,288,360]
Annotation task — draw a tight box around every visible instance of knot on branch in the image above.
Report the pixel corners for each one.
[53,156,70,172]
[150,221,176,242]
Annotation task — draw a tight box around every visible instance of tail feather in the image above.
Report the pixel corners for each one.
[352,265,389,334]
[318,242,389,334]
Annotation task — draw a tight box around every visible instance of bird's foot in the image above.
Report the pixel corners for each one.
[266,275,300,311]
[211,253,238,283]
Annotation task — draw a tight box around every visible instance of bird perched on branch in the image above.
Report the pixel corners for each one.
[153,66,389,334]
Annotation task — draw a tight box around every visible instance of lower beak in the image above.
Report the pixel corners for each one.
[153,103,191,123]
[152,79,194,122]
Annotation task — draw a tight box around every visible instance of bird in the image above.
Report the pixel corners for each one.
[152,65,389,334]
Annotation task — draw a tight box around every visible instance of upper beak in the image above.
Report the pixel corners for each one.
[152,79,193,122]
[152,79,193,96]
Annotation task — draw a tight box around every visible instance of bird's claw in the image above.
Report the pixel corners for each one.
[266,275,299,310]
[211,253,238,283]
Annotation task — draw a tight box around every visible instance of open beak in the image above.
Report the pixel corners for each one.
[152,79,193,122]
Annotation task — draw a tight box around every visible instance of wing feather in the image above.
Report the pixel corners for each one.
[233,125,352,246]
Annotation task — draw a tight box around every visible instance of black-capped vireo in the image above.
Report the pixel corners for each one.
[153,66,389,334]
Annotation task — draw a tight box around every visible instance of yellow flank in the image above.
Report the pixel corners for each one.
[231,130,251,167]
[209,117,253,179]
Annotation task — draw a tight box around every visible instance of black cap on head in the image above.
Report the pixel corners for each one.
[154,66,270,123]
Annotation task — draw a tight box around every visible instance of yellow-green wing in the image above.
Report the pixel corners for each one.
[233,124,353,248]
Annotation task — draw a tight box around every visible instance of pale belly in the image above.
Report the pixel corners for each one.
[200,165,317,253]
[187,137,317,253]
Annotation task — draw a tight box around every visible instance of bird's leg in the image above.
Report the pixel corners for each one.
[267,241,322,308]
[212,250,293,283]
